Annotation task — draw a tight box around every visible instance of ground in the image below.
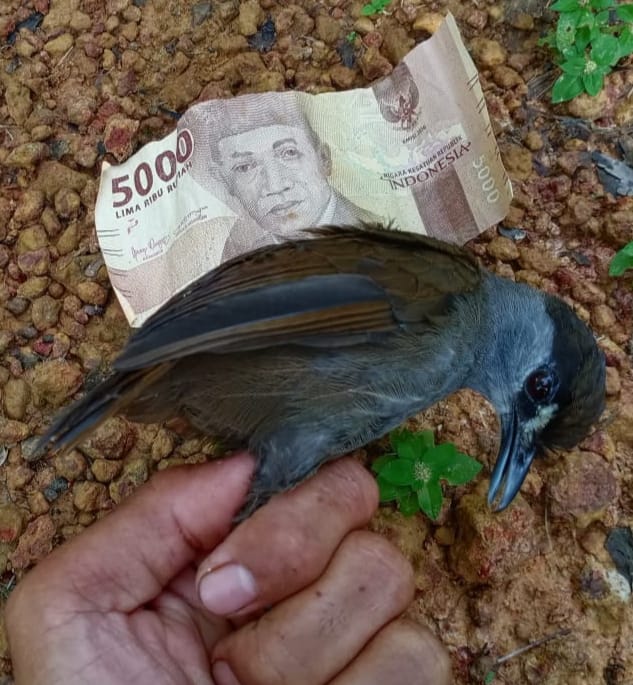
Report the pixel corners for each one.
[0,0,632,683]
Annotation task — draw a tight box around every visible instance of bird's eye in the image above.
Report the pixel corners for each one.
[524,367,557,404]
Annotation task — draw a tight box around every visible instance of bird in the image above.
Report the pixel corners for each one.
[35,224,606,517]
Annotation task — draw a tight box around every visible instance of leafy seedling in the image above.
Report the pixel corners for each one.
[609,241,633,277]
[372,429,482,519]
[540,0,633,102]
[346,31,358,43]
[361,0,392,17]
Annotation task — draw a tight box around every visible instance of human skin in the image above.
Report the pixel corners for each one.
[6,454,451,685]
[218,125,333,233]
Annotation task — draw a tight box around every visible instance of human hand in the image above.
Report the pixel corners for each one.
[6,453,451,685]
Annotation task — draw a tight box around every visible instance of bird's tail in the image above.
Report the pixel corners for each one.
[34,362,174,458]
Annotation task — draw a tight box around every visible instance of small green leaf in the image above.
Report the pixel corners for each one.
[616,3,633,21]
[441,451,483,485]
[556,12,579,51]
[377,476,399,501]
[582,68,606,95]
[389,428,414,454]
[484,671,496,685]
[419,443,458,480]
[591,32,620,65]
[574,25,593,50]
[416,479,443,520]
[397,491,420,516]
[550,0,581,10]
[560,54,589,74]
[379,459,415,486]
[609,242,633,276]
[576,8,595,28]
[552,72,584,102]
[371,453,397,474]
[590,0,614,8]
[617,26,633,59]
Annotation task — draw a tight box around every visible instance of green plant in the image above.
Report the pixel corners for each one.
[346,30,358,43]
[609,241,633,276]
[540,0,633,102]
[361,0,392,17]
[371,429,482,519]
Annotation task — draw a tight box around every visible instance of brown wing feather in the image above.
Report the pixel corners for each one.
[116,224,482,371]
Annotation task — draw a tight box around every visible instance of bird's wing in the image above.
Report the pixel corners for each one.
[115,224,481,371]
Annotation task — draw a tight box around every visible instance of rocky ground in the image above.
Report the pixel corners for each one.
[1,0,632,683]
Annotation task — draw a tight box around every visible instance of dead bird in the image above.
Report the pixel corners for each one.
[35,224,606,517]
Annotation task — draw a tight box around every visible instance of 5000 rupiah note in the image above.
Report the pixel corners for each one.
[95,14,512,327]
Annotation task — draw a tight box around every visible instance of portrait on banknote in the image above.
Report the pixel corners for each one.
[184,93,382,260]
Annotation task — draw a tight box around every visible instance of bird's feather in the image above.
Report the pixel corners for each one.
[116,224,481,370]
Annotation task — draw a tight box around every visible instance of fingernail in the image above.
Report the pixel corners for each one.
[198,563,258,615]
[212,661,241,685]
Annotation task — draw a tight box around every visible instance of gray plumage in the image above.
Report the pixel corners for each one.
[36,224,606,516]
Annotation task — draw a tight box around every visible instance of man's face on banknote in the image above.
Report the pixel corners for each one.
[217,125,333,232]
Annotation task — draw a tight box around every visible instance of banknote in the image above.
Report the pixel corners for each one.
[95,13,512,327]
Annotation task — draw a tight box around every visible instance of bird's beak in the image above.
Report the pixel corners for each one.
[488,408,536,511]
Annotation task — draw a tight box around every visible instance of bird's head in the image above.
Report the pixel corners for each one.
[469,278,606,511]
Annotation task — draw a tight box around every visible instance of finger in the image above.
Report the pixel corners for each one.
[20,454,255,612]
[211,530,414,685]
[195,457,378,617]
[329,619,452,685]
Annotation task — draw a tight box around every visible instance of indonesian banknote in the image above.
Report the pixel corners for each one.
[95,14,512,327]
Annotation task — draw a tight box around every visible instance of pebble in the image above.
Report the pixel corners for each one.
[412,11,444,33]
[605,367,621,396]
[151,428,175,462]
[53,450,87,481]
[44,32,74,57]
[73,481,109,512]
[592,304,616,331]
[27,491,50,516]
[3,378,30,420]
[0,504,24,543]
[237,0,263,36]
[17,247,50,276]
[17,225,48,254]
[469,38,507,68]
[13,189,45,223]
[56,223,80,255]
[41,207,62,236]
[7,297,30,315]
[518,246,560,275]
[81,417,135,460]
[548,452,618,521]
[0,419,30,444]
[103,115,141,161]
[382,25,414,65]
[43,476,70,502]
[54,188,81,219]
[487,236,519,261]
[4,143,49,168]
[31,295,62,330]
[76,280,108,306]
[18,276,50,299]
[9,515,56,569]
[450,482,538,584]
[359,47,392,81]
[29,359,83,408]
[20,435,42,462]
[5,463,34,490]
[315,15,340,45]
[91,458,123,482]
[501,143,532,180]
[109,458,149,504]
